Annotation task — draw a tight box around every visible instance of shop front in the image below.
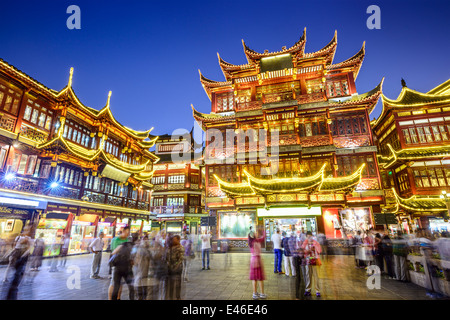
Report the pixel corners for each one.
[429,218,450,233]
[68,214,97,254]
[166,221,183,234]
[322,207,373,239]
[130,219,143,235]
[257,207,322,250]
[36,211,71,257]
[149,220,161,234]
[0,191,46,240]
[96,217,115,250]
[0,207,35,241]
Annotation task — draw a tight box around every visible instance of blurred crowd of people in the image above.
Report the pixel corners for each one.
[249,226,450,299]
[0,224,214,300]
[1,222,449,300]
[349,228,450,284]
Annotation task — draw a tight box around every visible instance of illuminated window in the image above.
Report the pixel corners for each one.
[0,86,22,116]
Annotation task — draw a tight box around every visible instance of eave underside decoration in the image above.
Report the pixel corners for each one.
[37,132,154,175]
[381,143,450,169]
[191,104,235,129]
[392,188,447,213]
[214,164,365,198]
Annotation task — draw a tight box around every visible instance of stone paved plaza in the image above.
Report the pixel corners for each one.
[0,252,446,300]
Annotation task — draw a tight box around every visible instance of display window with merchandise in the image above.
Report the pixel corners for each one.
[68,214,97,254]
[36,214,69,256]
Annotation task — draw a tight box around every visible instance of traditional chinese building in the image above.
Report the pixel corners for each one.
[193,29,384,249]
[373,78,450,234]
[150,131,205,235]
[0,59,159,255]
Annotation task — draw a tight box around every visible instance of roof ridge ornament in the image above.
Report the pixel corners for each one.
[106,90,112,108]
[401,78,407,88]
[68,67,74,88]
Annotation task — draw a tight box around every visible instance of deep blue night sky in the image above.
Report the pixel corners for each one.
[1,0,449,137]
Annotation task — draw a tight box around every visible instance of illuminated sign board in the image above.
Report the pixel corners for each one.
[257,206,321,217]
[0,196,39,207]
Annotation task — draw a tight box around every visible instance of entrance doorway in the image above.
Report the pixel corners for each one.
[264,217,317,250]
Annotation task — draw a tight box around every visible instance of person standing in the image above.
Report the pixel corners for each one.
[354,230,364,268]
[298,228,307,242]
[302,231,322,297]
[200,230,211,270]
[392,232,408,282]
[58,234,70,268]
[282,232,295,277]
[291,231,305,300]
[381,233,394,279]
[271,229,283,274]
[363,230,374,274]
[374,233,384,274]
[180,233,194,282]
[167,235,184,300]
[89,231,105,279]
[248,227,266,300]
[108,226,134,300]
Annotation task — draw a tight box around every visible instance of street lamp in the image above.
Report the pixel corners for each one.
[440,190,450,221]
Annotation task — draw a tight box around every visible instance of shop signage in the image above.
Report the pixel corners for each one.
[256,206,322,217]
[374,213,398,225]
[48,204,78,213]
[151,221,161,228]
[0,206,33,219]
[201,216,217,226]
[80,208,103,215]
[0,196,39,207]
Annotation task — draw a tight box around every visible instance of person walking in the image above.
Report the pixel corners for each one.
[149,238,169,300]
[200,230,211,270]
[89,231,105,279]
[271,229,283,274]
[180,233,194,282]
[282,232,295,277]
[133,236,151,300]
[248,226,266,300]
[108,226,135,300]
[302,231,322,297]
[167,235,184,300]
[5,225,33,300]
[30,233,45,271]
